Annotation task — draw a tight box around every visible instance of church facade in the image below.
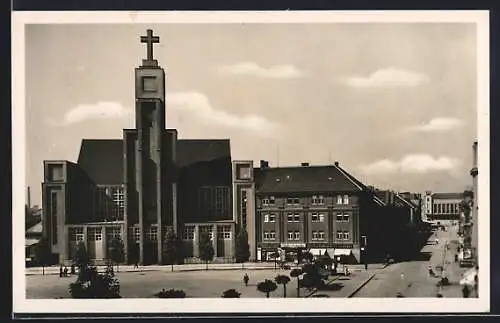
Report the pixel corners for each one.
[41,30,248,265]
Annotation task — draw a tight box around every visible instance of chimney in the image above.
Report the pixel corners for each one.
[27,186,31,208]
[260,160,269,169]
[334,161,339,166]
[301,162,309,167]
[473,141,478,168]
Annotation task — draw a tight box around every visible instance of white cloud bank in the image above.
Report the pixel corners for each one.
[409,117,464,133]
[49,93,280,137]
[168,91,281,137]
[360,154,461,175]
[48,101,132,126]
[344,67,429,88]
[218,62,304,79]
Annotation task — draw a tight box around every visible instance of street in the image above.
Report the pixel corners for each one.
[352,222,472,298]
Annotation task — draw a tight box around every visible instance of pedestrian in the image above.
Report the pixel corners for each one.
[134,260,139,270]
[59,265,63,278]
[71,264,76,275]
[365,262,368,271]
[243,273,249,287]
[63,266,68,277]
[462,285,470,298]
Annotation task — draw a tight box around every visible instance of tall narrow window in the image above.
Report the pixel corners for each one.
[343,195,349,204]
[51,191,58,244]
[337,195,343,204]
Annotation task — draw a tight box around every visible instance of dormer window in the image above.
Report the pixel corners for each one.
[312,195,325,205]
[286,197,300,205]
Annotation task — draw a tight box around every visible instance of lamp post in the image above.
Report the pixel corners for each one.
[361,235,368,270]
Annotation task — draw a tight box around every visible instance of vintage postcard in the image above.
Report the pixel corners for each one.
[12,10,490,314]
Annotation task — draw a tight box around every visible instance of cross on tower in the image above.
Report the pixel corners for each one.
[140,29,160,62]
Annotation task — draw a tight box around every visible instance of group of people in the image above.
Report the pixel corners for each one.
[59,264,76,277]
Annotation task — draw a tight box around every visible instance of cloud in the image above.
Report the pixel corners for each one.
[360,154,461,175]
[218,62,304,79]
[409,117,464,133]
[48,101,132,126]
[344,67,429,88]
[168,91,281,136]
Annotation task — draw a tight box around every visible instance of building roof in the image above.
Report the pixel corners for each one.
[76,137,231,185]
[432,192,463,200]
[77,139,123,185]
[176,139,231,167]
[26,238,40,247]
[254,164,365,194]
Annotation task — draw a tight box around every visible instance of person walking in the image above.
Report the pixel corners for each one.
[134,260,139,270]
[59,265,63,278]
[243,273,249,287]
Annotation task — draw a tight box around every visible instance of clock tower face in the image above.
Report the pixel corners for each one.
[142,76,157,92]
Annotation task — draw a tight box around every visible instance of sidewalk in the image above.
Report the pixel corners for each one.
[307,263,388,298]
[25,262,277,276]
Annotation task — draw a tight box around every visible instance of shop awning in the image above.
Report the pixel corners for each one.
[25,238,40,247]
[324,249,335,257]
[334,249,352,256]
[309,249,324,256]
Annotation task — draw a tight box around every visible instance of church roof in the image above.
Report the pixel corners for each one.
[77,138,231,185]
[254,164,365,194]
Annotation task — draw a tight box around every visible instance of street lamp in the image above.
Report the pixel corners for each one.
[361,235,368,270]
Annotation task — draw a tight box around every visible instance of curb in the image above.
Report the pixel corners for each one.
[26,266,278,276]
[347,272,378,298]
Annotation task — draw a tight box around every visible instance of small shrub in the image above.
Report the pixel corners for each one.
[221,289,241,298]
[69,265,121,298]
[155,288,186,298]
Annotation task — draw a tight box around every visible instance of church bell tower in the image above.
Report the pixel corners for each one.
[132,29,170,264]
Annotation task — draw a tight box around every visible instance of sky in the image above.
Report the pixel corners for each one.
[25,23,478,206]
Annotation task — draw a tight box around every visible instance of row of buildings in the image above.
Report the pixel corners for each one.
[32,30,462,266]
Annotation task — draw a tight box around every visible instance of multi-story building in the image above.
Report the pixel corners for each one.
[250,161,395,264]
[41,30,236,265]
[422,191,463,223]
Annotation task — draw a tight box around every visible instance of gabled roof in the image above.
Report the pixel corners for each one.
[254,164,365,194]
[176,139,231,167]
[395,194,417,209]
[76,137,231,185]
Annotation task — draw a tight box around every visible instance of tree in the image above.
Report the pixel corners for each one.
[73,241,90,269]
[274,274,291,298]
[199,232,215,270]
[69,264,121,298]
[155,288,186,298]
[257,279,278,298]
[109,237,125,272]
[235,230,250,269]
[221,289,241,298]
[290,268,303,297]
[163,229,181,271]
[34,237,51,275]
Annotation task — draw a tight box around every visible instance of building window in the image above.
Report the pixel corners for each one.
[286,197,300,205]
[218,225,232,240]
[287,231,294,240]
[294,231,300,240]
[199,186,230,219]
[130,227,140,242]
[264,214,269,223]
[433,204,437,214]
[312,231,326,240]
[241,190,248,229]
[311,213,325,223]
[146,226,157,241]
[343,231,350,240]
[51,191,58,244]
[287,213,300,222]
[111,186,125,220]
[336,230,350,240]
[336,230,343,240]
[312,195,325,205]
[264,231,276,241]
[437,204,441,214]
[106,227,121,240]
[262,196,275,206]
[343,195,349,204]
[336,213,350,222]
[70,227,84,242]
[88,227,102,241]
[182,226,195,240]
[269,213,276,223]
[337,195,343,204]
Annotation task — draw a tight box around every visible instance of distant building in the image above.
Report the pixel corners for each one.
[422,191,463,222]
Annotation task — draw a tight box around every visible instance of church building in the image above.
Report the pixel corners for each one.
[41,30,243,265]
